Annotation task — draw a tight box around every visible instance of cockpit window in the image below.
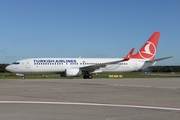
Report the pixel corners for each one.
[12,62,20,65]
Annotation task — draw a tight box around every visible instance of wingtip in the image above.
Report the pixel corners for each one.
[129,48,135,55]
[123,48,135,61]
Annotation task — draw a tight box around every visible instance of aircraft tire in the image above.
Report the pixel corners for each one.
[83,75,88,79]
[88,74,93,79]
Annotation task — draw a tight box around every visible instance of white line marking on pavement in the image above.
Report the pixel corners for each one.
[0,100,180,111]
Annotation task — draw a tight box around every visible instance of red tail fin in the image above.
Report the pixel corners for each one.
[131,32,160,60]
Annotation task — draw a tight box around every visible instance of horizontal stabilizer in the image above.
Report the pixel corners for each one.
[147,56,173,62]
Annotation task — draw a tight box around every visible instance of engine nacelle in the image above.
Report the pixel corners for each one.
[16,73,24,76]
[61,68,82,77]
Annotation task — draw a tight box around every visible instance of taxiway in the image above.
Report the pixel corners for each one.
[0,78,180,120]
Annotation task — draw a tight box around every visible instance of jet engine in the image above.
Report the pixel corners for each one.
[60,68,82,77]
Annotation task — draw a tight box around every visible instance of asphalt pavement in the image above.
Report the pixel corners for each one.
[0,78,180,120]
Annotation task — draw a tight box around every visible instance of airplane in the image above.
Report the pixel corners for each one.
[5,31,172,79]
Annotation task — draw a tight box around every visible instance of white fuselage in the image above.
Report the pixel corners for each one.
[6,58,154,74]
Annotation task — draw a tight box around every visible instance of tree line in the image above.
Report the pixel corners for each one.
[0,64,9,73]
[0,64,180,73]
[149,66,180,72]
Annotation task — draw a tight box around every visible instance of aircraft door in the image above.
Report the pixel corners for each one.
[26,61,31,68]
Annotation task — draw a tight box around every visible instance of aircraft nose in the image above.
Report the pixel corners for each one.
[5,65,12,72]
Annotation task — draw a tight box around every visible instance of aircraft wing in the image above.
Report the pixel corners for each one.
[80,48,135,72]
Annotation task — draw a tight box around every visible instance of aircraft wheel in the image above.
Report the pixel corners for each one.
[22,76,25,80]
[88,74,93,79]
[83,75,88,79]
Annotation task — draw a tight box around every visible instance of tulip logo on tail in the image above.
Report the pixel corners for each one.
[139,41,156,59]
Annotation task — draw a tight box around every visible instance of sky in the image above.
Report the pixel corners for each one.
[0,0,180,65]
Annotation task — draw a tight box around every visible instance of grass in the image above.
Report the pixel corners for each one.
[0,72,178,79]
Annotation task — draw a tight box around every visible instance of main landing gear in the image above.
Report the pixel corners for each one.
[22,76,25,80]
[83,73,93,79]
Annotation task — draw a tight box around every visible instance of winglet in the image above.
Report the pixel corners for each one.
[123,48,135,61]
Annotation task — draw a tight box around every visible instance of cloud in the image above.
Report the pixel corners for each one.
[0,50,5,53]
[5,56,16,58]
[0,48,8,53]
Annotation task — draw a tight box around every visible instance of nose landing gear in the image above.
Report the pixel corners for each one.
[22,76,26,80]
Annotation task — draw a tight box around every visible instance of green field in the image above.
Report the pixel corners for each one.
[0,72,179,79]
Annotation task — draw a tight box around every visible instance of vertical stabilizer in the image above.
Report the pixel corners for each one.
[131,32,160,60]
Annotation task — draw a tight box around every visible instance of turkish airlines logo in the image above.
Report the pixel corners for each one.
[139,41,156,59]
